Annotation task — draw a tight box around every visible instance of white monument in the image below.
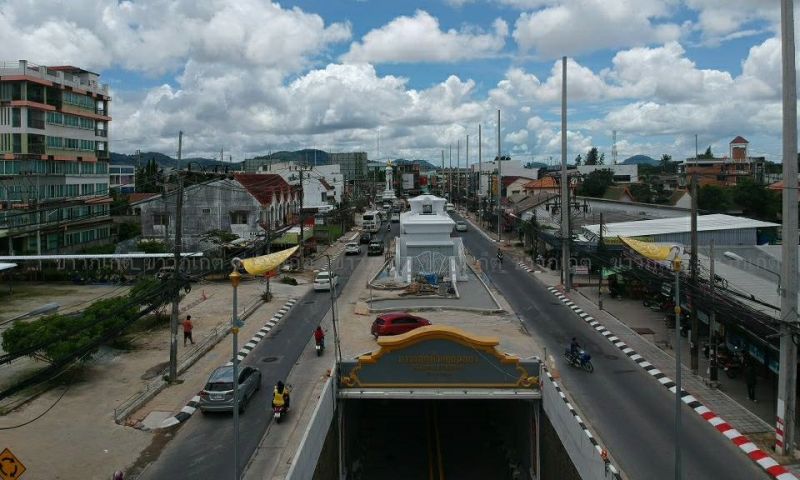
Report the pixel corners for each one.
[394,194,467,283]
[381,160,396,202]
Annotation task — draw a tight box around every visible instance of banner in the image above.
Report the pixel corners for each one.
[619,237,682,262]
[240,246,298,275]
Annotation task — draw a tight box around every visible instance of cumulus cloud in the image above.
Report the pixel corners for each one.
[0,0,351,75]
[505,129,529,144]
[342,10,507,63]
[684,0,778,44]
[512,0,681,58]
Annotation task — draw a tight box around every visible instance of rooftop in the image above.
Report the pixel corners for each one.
[583,213,779,238]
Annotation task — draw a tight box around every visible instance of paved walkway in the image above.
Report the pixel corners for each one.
[368,268,501,311]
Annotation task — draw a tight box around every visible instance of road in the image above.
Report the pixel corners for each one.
[138,242,368,480]
[453,214,766,480]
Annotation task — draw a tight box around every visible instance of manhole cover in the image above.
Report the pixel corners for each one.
[605,354,619,360]
[633,327,655,335]
[613,369,638,374]
[304,300,316,304]
[262,357,279,363]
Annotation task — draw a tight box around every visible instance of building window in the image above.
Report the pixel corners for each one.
[153,214,169,226]
[422,204,433,214]
[202,208,211,214]
[11,108,20,127]
[230,211,248,224]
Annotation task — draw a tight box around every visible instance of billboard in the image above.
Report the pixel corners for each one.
[402,173,415,189]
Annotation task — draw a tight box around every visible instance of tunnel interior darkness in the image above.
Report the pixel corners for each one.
[343,398,537,480]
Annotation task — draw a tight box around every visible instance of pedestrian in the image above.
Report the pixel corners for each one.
[183,315,195,346]
[745,358,757,403]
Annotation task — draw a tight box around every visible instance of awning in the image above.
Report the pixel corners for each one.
[620,237,683,263]
[239,246,298,276]
[0,262,17,272]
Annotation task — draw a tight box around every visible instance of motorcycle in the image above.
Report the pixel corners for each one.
[496,252,504,265]
[272,385,292,423]
[564,349,594,373]
[717,347,743,379]
[315,337,325,356]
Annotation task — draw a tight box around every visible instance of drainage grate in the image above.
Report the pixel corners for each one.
[605,354,619,360]
[262,356,279,363]
[633,327,655,335]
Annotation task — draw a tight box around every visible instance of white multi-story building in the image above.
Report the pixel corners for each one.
[0,60,112,255]
[471,159,539,197]
[258,161,342,208]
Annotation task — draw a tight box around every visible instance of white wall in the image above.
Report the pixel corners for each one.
[471,160,539,196]
[260,161,343,207]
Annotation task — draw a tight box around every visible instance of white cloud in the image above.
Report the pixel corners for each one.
[684,0,778,43]
[342,10,507,64]
[0,0,351,75]
[512,0,681,58]
[505,129,528,144]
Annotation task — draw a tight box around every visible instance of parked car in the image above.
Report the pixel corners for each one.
[371,312,432,337]
[360,232,372,244]
[367,240,384,256]
[345,242,361,255]
[199,365,261,413]
[314,270,339,291]
[455,221,468,232]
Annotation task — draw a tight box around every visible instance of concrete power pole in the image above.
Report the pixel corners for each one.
[478,124,482,225]
[690,175,699,374]
[449,145,453,202]
[466,134,469,208]
[441,150,445,197]
[560,56,571,291]
[778,0,799,457]
[169,130,183,383]
[496,109,501,243]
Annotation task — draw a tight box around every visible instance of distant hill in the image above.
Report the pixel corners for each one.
[622,155,658,165]
[110,152,231,170]
[248,149,331,167]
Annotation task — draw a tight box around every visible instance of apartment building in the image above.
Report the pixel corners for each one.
[0,60,112,255]
[109,165,135,193]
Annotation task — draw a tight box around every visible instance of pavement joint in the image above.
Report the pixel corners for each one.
[543,368,622,479]
[154,297,298,429]
[545,285,797,480]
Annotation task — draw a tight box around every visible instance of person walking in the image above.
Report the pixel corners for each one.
[744,358,757,403]
[182,315,195,346]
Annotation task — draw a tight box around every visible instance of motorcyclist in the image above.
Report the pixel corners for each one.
[314,326,325,348]
[272,381,290,410]
[386,223,391,231]
[569,337,581,357]
[496,248,504,264]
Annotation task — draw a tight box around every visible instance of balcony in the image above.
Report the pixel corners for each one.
[95,129,107,137]
[27,118,45,130]
[28,145,45,155]
[96,150,109,160]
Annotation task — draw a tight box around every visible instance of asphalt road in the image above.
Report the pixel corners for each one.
[138,247,365,480]
[453,215,766,480]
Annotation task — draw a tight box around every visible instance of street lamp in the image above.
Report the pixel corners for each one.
[670,245,683,480]
[723,251,783,296]
[229,258,244,480]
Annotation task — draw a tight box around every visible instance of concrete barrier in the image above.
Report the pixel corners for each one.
[285,375,336,480]
[541,369,623,480]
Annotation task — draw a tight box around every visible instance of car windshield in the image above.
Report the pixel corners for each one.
[316,272,330,280]
[206,367,234,391]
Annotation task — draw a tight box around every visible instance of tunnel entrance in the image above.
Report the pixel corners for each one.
[337,326,542,480]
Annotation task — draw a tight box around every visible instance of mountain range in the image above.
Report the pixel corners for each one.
[621,154,659,165]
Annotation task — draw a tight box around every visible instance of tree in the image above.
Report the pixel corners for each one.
[660,154,672,172]
[578,169,615,197]
[585,147,599,165]
[598,152,605,165]
[628,183,653,203]
[732,178,780,220]
[135,158,163,193]
[574,154,582,166]
[698,146,714,159]
[697,185,732,213]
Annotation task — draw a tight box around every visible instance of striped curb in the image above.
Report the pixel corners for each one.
[543,369,622,479]
[157,297,298,429]
[517,261,539,274]
[546,286,797,480]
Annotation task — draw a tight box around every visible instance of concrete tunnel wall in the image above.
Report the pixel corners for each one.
[285,376,336,480]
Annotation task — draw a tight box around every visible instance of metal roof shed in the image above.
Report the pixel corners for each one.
[583,214,778,246]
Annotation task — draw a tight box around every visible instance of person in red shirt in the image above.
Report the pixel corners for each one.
[183,315,195,346]
[313,326,325,348]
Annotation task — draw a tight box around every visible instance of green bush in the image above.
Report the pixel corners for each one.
[117,222,141,241]
[280,276,298,286]
[137,240,168,253]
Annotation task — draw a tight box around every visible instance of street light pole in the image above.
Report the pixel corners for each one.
[671,246,683,480]
[229,259,243,479]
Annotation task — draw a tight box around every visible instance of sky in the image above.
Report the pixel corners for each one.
[0,0,794,165]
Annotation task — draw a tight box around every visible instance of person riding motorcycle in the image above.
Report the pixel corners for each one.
[569,337,581,357]
[386,223,391,231]
[496,248,504,264]
[314,326,325,348]
[272,381,290,410]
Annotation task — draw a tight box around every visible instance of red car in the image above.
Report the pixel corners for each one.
[371,312,431,338]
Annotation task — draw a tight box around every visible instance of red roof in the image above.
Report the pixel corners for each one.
[234,173,292,206]
[730,136,749,144]
[523,177,559,190]
[128,192,159,204]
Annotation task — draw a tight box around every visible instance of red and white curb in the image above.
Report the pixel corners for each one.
[546,286,797,480]
[158,297,298,428]
[544,369,622,479]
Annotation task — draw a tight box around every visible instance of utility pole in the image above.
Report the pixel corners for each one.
[778,0,799,457]
[709,239,719,386]
[168,130,183,383]
[478,124,482,225]
[298,165,311,270]
[560,56,571,291]
[690,174,699,374]
[466,134,469,210]
[598,212,604,310]
[496,109,502,243]
[457,138,460,208]
[449,145,453,201]
[441,150,445,197]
